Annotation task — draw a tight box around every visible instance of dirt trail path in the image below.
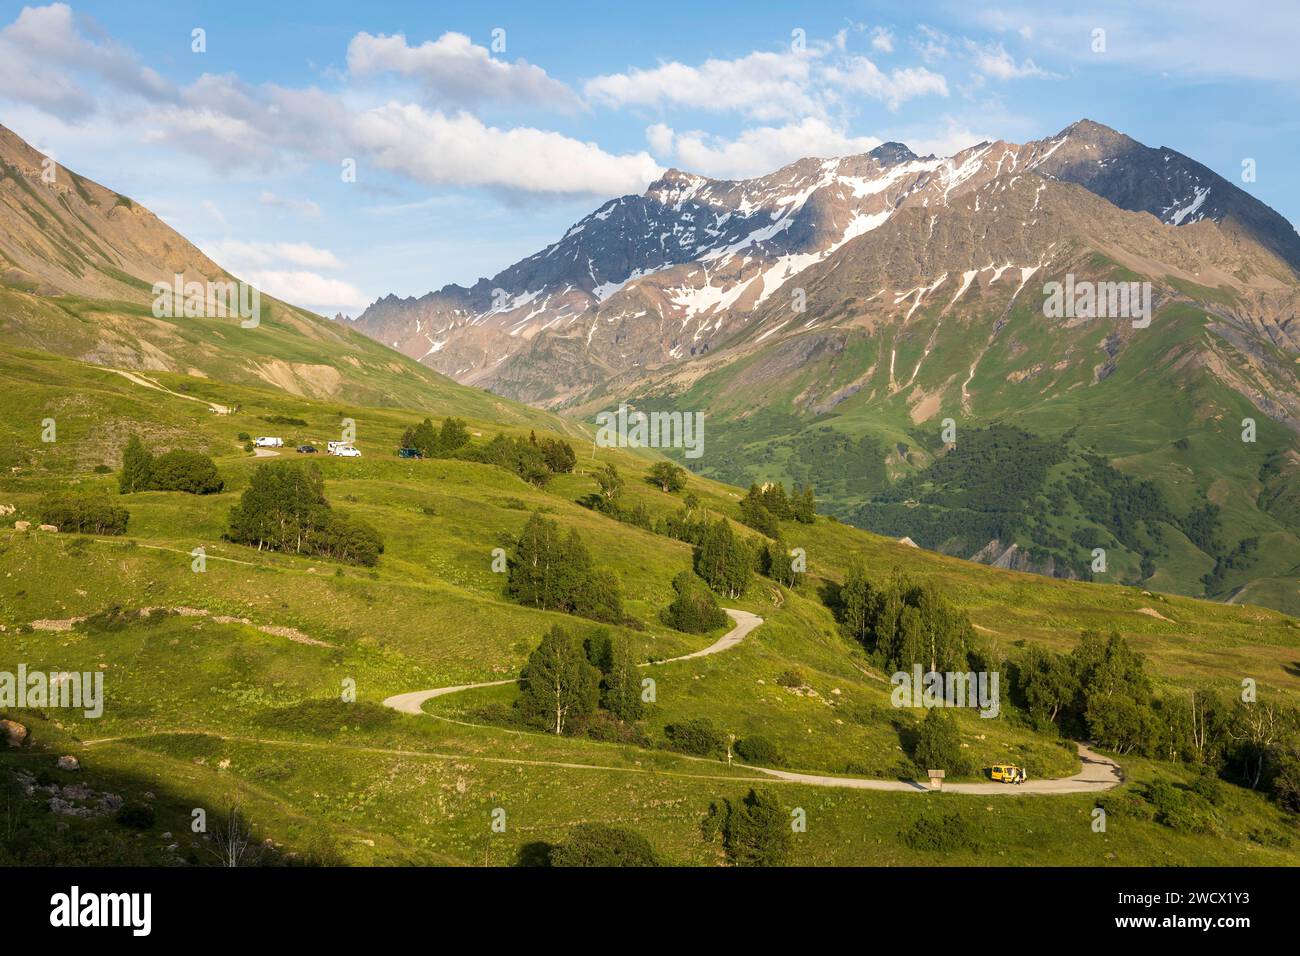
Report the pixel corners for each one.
[383,608,762,716]
[379,608,1122,795]
[107,368,232,414]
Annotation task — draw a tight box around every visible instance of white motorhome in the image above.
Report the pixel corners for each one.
[254,436,283,448]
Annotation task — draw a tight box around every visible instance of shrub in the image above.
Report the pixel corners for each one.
[1189,772,1227,807]
[664,717,725,757]
[734,735,783,767]
[311,512,384,566]
[149,450,224,494]
[1096,791,1155,821]
[701,788,791,866]
[775,668,804,689]
[115,802,156,830]
[1144,779,1216,834]
[551,824,659,867]
[901,810,979,852]
[38,492,129,535]
[912,708,970,775]
[662,570,728,633]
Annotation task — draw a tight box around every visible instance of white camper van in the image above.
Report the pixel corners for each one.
[254,436,283,448]
[327,441,361,457]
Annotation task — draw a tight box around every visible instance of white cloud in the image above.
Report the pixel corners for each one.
[0,2,173,119]
[204,240,343,271]
[346,31,581,110]
[353,104,663,195]
[822,56,950,110]
[871,28,895,53]
[585,50,820,120]
[645,122,675,155]
[244,269,369,312]
[199,239,365,313]
[587,44,948,119]
[665,119,884,179]
[969,43,1049,81]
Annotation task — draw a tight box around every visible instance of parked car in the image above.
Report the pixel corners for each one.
[330,444,362,458]
[397,447,423,459]
[254,436,283,448]
[296,444,317,454]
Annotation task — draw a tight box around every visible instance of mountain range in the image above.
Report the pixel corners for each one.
[351,119,1300,613]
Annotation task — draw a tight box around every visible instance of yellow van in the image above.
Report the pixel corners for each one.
[990,764,1023,783]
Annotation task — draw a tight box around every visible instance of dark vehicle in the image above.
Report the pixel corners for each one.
[296,444,317,454]
[397,447,423,459]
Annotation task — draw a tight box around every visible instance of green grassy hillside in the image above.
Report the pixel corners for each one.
[2,348,1299,866]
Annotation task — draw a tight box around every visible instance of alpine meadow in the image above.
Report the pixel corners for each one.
[1,0,1298,930]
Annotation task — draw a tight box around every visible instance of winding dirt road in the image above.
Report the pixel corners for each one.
[380,608,1121,795]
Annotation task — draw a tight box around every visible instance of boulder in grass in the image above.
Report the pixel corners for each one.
[38,524,58,532]
[0,719,27,747]
[56,755,80,771]
[14,520,30,531]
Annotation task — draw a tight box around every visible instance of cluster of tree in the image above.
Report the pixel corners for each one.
[400,416,470,458]
[518,624,643,735]
[468,432,577,488]
[693,518,754,599]
[661,570,729,633]
[506,512,624,623]
[701,788,791,866]
[225,461,384,565]
[1013,632,1300,812]
[835,565,979,673]
[38,492,129,535]
[120,436,223,495]
[737,481,816,535]
[1202,536,1259,594]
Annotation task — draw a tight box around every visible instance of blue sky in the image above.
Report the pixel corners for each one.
[1,0,1296,315]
